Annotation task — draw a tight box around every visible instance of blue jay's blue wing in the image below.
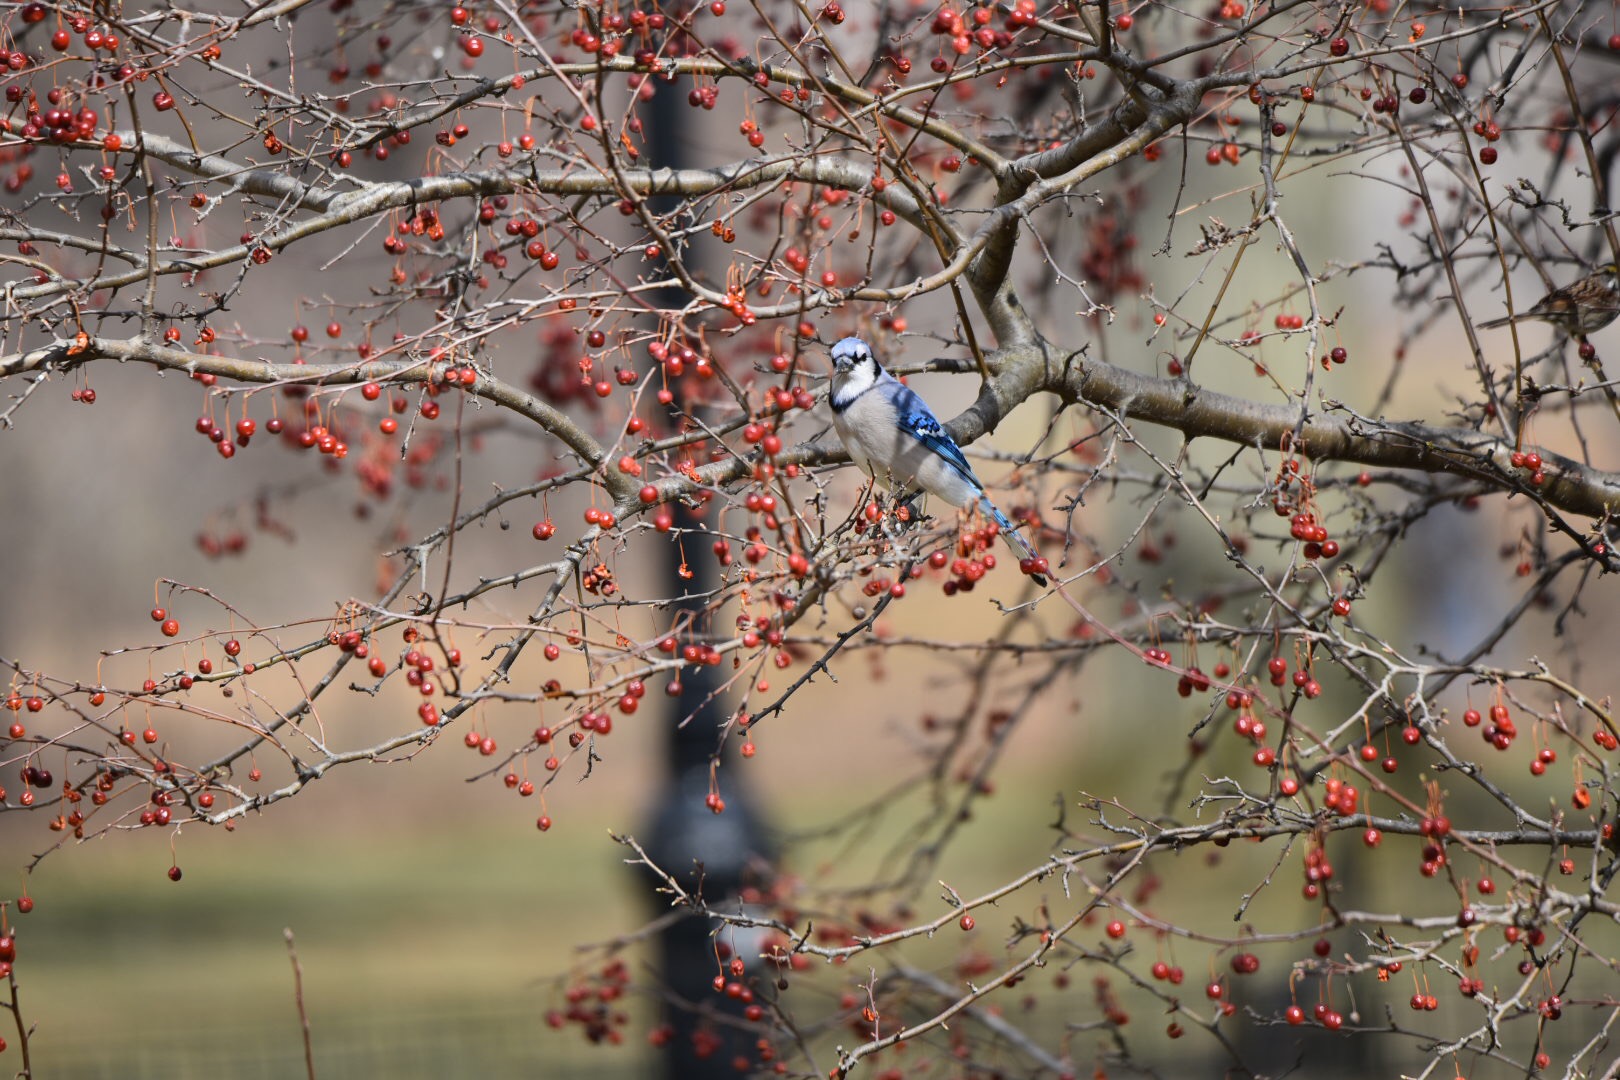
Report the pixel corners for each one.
[889,379,1047,584]
[889,382,981,491]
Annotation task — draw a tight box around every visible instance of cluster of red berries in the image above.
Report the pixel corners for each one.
[5,693,45,717]
[1300,843,1335,901]
[1288,1001,1344,1029]
[901,519,1044,594]
[581,562,618,596]
[1507,448,1546,487]
[1228,701,1270,768]
[1018,554,1051,579]
[1093,976,1133,1026]
[1278,657,1325,697]
[148,605,180,638]
[1174,663,1212,697]
[647,339,718,382]
[1462,701,1517,751]
[858,573,907,599]
[1286,511,1339,560]
[1148,960,1186,985]
[137,787,176,828]
[15,763,52,813]
[500,768,536,798]
[11,93,101,145]
[1322,776,1359,816]
[282,419,351,457]
[1272,461,1342,560]
[1416,813,1451,877]
[710,952,759,1005]
[462,728,499,756]
[400,645,451,698]
[936,537,996,596]
[546,959,631,1045]
[191,413,263,460]
[927,1,1038,58]
[657,634,725,669]
[741,418,792,454]
[195,530,249,558]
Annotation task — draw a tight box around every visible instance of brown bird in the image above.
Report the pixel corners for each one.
[1477,262,1620,336]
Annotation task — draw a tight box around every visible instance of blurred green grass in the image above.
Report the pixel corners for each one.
[13,734,1091,1078]
[15,820,652,1078]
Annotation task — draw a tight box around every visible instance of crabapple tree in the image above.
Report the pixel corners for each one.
[2,0,1620,1077]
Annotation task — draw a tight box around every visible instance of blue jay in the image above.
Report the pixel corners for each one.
[828,336,1047,586]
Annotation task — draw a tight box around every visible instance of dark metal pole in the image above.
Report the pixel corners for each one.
[636,66,775,1080]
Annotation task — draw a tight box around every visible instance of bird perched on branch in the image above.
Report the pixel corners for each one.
[1477,262,1620,337]
[828,336,1048,587]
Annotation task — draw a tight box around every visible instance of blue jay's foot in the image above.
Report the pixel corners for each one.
[892,492,928,528]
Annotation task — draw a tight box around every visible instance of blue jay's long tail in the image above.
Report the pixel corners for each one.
[979,494,1048,587]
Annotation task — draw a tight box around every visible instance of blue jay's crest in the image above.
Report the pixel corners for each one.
[826,335,1048,586]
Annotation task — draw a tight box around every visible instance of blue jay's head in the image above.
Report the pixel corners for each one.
[830,336,876,374]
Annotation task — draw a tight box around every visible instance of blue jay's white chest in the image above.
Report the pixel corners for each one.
[831,397,978,507]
